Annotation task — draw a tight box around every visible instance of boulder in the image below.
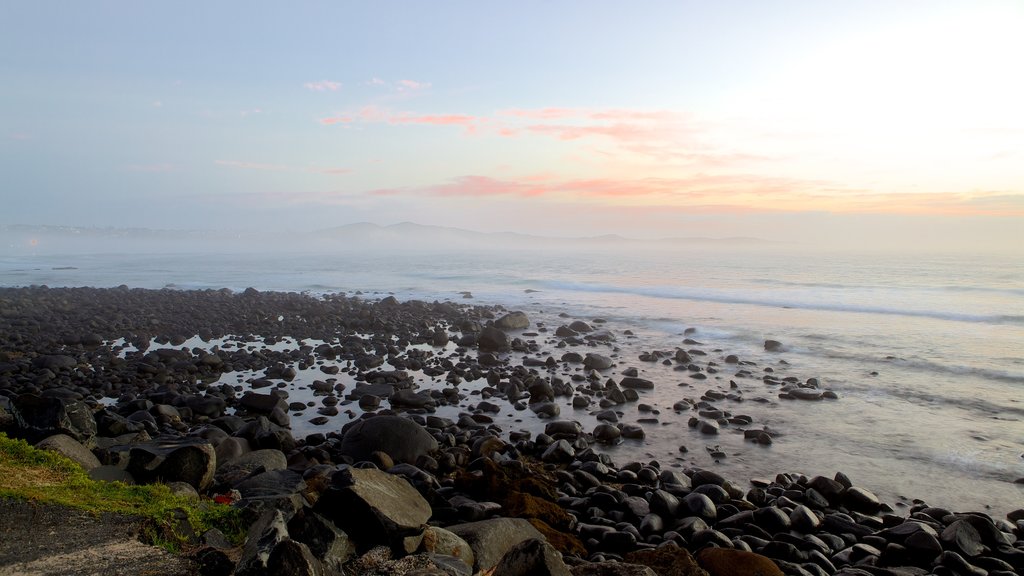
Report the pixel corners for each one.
[619,377,654,390]
[266,539,324,576]
[339,415,438,465]
[239,391,287,414]
[571,564,658,576]
[316,466,432,554]
[35,433,100,471]
[12,394,97,443]
[495,312,530,331]
[623,546,708,576]
[288,509,357,571]
[236,509,290,576]
[421,526,475,570]
[583,354,613,370]
[764,340,784,352]
[215,448,288,487]
[478,327,512,352]
[113,436,216,491]
[697,548,783,576]
[447,517,546,571]
[491,538,570,576]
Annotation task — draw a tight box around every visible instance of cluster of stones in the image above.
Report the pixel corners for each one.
[2,287,1022,576]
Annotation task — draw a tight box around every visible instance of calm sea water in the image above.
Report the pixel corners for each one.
[2,247,1022,516]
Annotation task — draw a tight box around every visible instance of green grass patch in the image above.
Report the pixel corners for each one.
[0,432,242,553]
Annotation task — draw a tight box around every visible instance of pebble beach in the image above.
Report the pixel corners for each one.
[1,285,1022,576]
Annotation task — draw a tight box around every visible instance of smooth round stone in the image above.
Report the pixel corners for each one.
[683,492,717,521]
[592,423,621,444]
[790,504,822,532]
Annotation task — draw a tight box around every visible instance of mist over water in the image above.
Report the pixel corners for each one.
[1,228,1022,516]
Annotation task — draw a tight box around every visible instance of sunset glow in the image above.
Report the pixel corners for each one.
[1,1,1021,249]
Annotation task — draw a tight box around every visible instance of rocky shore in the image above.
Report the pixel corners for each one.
[1,286,1021,576]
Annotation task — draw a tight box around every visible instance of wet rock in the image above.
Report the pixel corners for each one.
[941,519,985,557]
[495,312,530,331]
[421,526,475,570]
[592,424,621,444]
[113,436,216,491]
[287,509,357,572]
[339,415,438,465]
[12,394,97,443]
[764,340,784,352]
[215,448,287,487]
[623,546,709,576]
[267,539,324,576]
[239,391,287,414]
[35,433,100,471]
[570,563,657,576]
[447,517,545,572]
[843,486,882,514]
[583,354,613,370]
[236,509,290,576]
[478,327,512,352]
[542,439,576,463]
[491,537,570,576]
[619,377,654,390]
[316,466,432,554]
[697,548,783,576]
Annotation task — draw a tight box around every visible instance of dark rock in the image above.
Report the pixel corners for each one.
[113,436,216,491]
[316,466,432,554]
[239,391,287,414]
[35,433,101,471]
[570,563,657,576]
[287,509,356,572]
[764,340,784,352]
[622,546,708,576]
[683,492,717,522]
[940,519,984,557]
[236,509,290,576]
[216,449,287,487]
[267,539,324,576]
[844,486,882,514]
[447,518,545,572]
[583,354,613,370]
[541,439,576,463]
[12,394,97,443]
[619,377,654,390]
[697,548,783,576]
[937,550,987,576]
[478,327,512,352]
[495,312,530,331]
[491,538,570,576]
[339,415,438,465]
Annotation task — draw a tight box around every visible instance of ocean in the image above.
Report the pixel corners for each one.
[1,245,1022,517]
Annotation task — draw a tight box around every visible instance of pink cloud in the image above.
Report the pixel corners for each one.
[319,116,354,125]
[498,108,580,120]
[9,132,32,141]
[366,77,387,86]
[304,80,342,92]
[390,113,476,127]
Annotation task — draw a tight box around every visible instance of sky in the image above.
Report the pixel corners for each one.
[2,1,1022,250]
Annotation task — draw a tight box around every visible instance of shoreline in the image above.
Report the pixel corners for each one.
[1,285,1022,575]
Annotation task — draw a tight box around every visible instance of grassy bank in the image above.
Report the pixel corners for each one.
[0,432,241,552]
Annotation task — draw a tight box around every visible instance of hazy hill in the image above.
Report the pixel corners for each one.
[0,222,769,255]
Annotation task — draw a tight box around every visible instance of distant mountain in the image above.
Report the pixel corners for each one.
[314,221,771,249]
[0,222,772,255]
